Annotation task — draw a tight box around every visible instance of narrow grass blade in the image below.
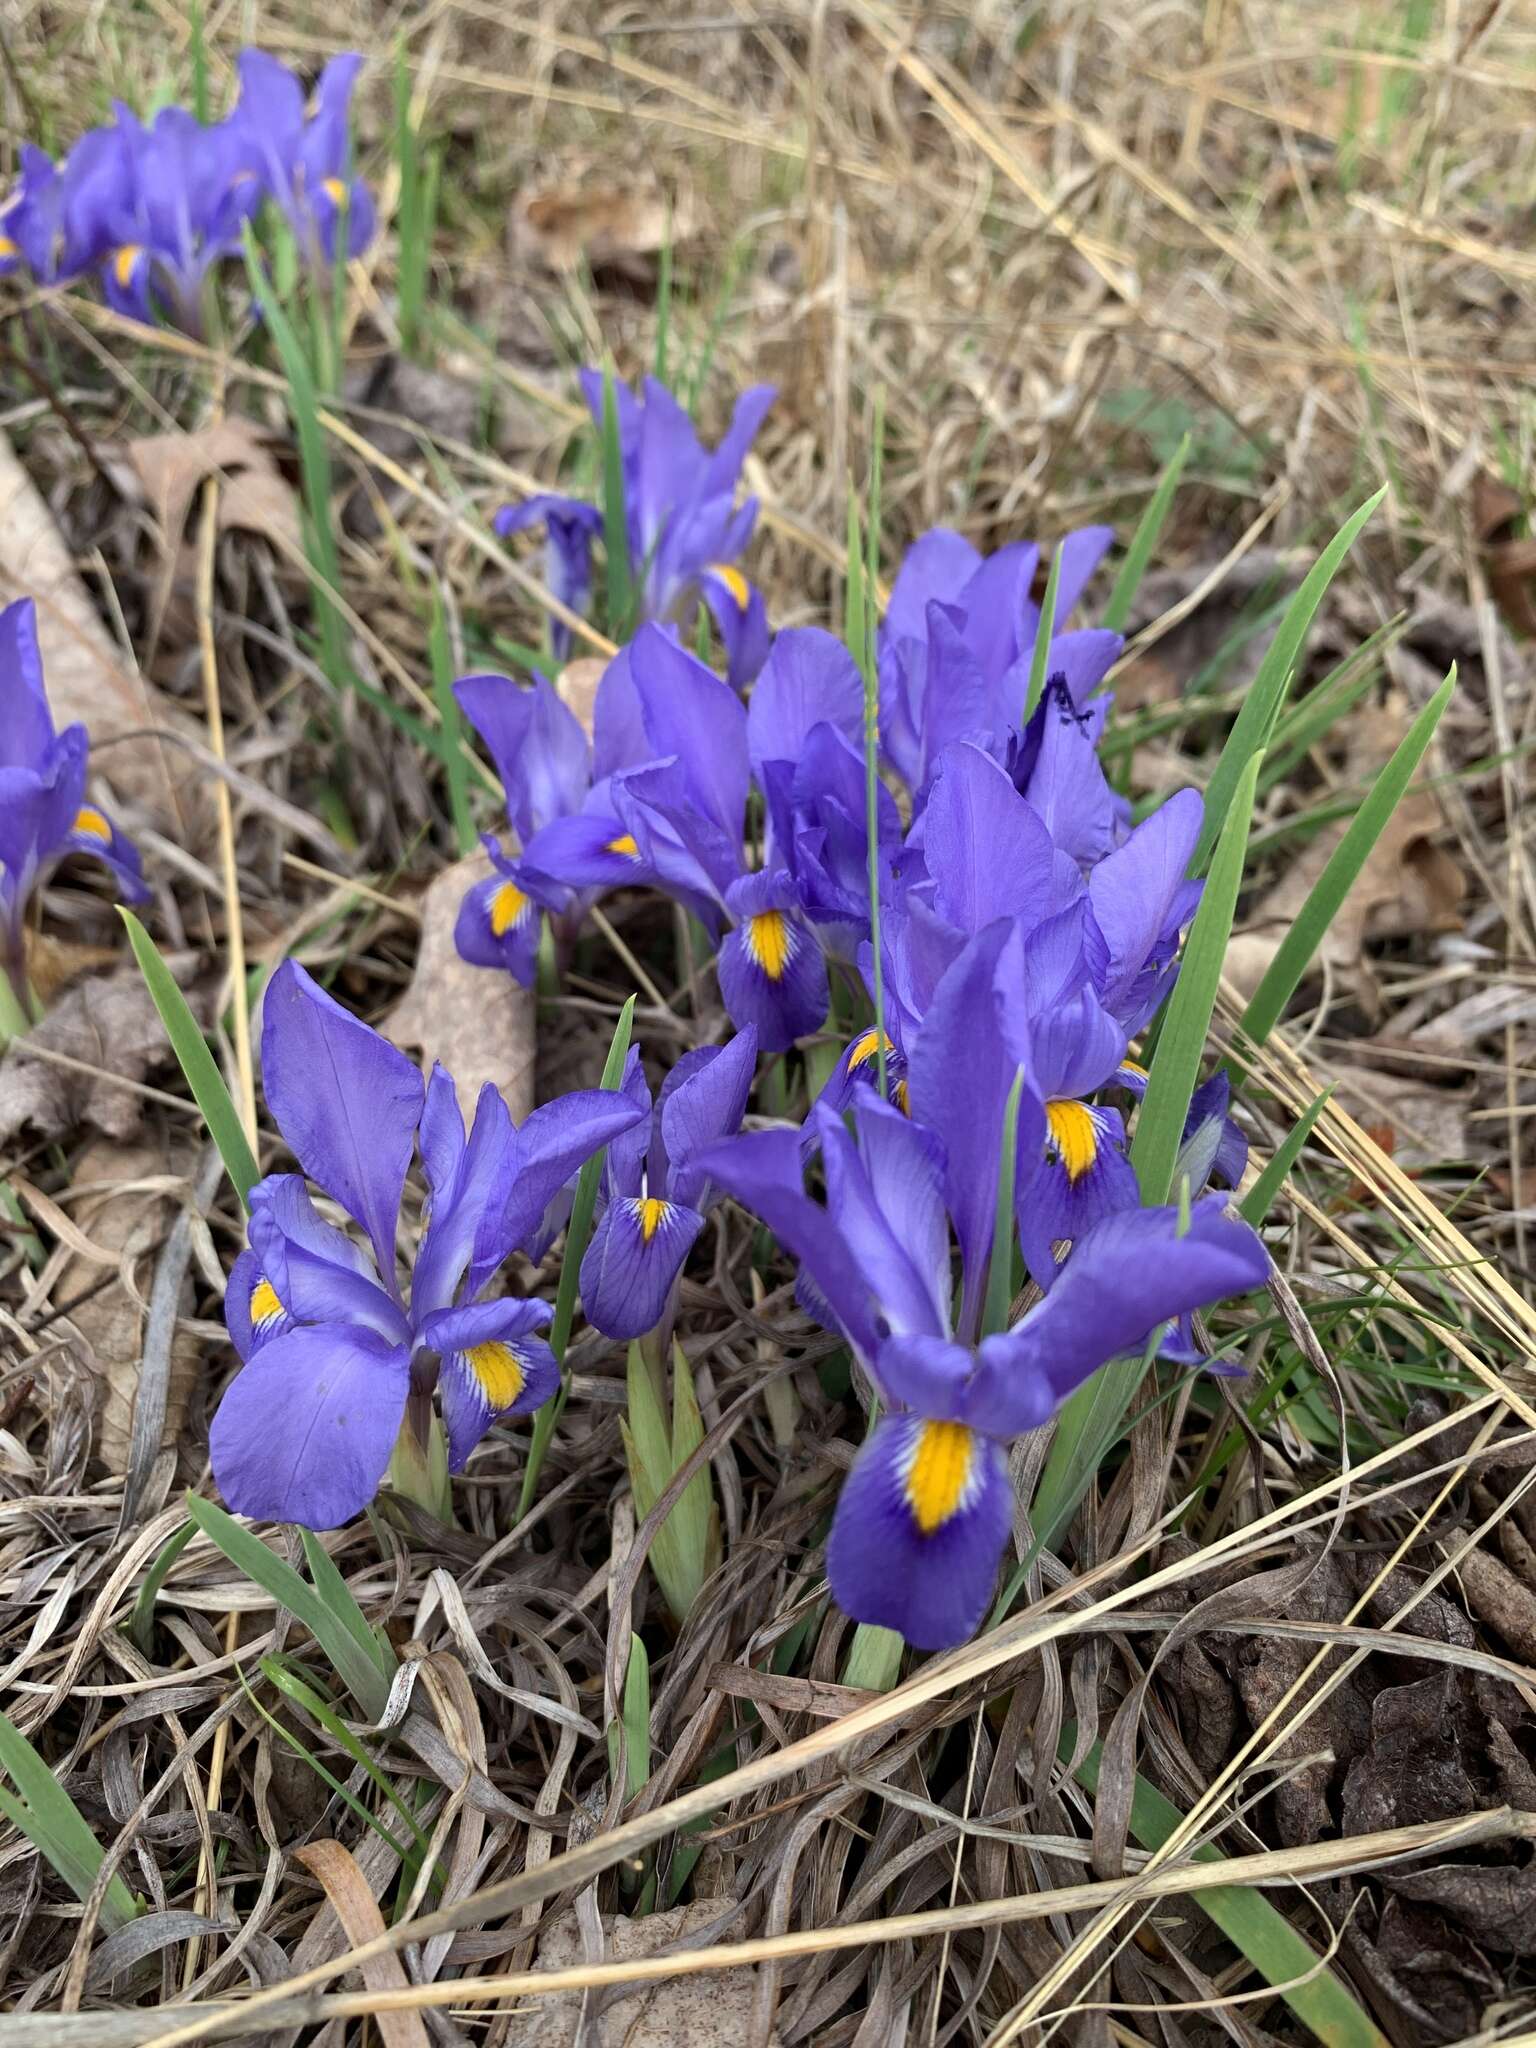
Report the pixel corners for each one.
[981,1069,1025,1339]
[1132,752,1264,1208]
[120,910,260,1206]
[428,586,476,855]
[1240,668,1454,1044]
[186,1494,394,1720]
[261,1657,437,1865]
[1240,1085,1335,1226]
[1021,540,1063,726]
[519,996,637,1516]
[1194,487,1385,872]
[607,1633,651,1800]
[600,367,635,636]
[298,1528,397,1695]
[856,409,890,1102]
[393,41,434,364]
[130,1516,195,1657]
[0,1714,139,1930]
[1101,432,1190,634]
[1070,1737,1388,2048]
[842,1624,905,1691]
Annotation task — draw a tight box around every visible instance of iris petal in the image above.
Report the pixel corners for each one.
[827,1415,1012,1651]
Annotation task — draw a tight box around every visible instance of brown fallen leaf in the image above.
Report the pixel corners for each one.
[557,655,607,740]
[1340,1670,1477,1836]
[0,433,188,831]
[53,1137,200,1484]
[1323,1063,1470,1170]
[384,851,536,1127]
[1386,1861,1536,1956]
[0,964,207,1145]
[119,416,302,553]
[502,1899,777,2047]
[513,173,699,276]
[1459,1548,1536,1664]
[1225,686,1464,1017]
[1473,470,1536,639]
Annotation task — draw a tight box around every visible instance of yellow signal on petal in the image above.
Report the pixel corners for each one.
[113,244,143,288]
[634,1196,672,1244]
[249,1277,284,1328]
[1046,1099,1099,1183]
[466,1340,525,1409]
[904,1419,975,1535]
[605,833,640,859]
[708,563,750,610]
[0,234,17,260]
[72,806,112,843]
[744,908,792,981]
[490,880,532,937]
[847,1028,894,1073]
[322,177,348,207]
[1120,1058,1148,1079]
[895,1077,911,1117]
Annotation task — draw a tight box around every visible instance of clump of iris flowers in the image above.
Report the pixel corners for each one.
[698,920,1271,1649]
[0,49,372,335]
[495,372,774,684]
[0,598,147,1035]
[211,959,645,1529]
[454,623,888,1052]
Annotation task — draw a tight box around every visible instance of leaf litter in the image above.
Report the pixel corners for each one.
[2,4,1536,2044]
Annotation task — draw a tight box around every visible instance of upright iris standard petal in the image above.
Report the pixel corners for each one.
[498,1087,652,1256]
[700,565,769,690]
[827,1413,1012,1650]
[1088,788,1204,1032]
[659,1028,756,1210]
[259,959,425,1284]
[493,499,603,658]
[717,869,828,1053]
[920,742,1062,935]
[418,1298,557,1471]
[579,1192,705,1340]
[209,1321,411,1528]
[816,1099,951,1342]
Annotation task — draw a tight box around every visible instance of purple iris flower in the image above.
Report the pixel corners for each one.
[211,959,645,1528]
[0,598,147,1012]
[63,103,262,334]
[451,669,645,985]
[230,50,376,266]
[580,1030,756,1340]
[0,147,76,283]
[697,930,1269,1647]
[494,374,775,687]
[879,524,1124,810]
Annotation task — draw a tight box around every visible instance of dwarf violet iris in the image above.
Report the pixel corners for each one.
[456,624,886,1052]
[0,597,147,1029]
[495,373,774,682]
[698,922,1270,1648]
[211,959,645,1528]
[580,1030,756,1341]
[0,48,371,335]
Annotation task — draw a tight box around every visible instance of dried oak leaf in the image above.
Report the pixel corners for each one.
[502,1900,776,2046]
[0,964,204,1144]
[384,851,536,1127]
[1349,1893,1500,2043]
[513,173,699,277]
[1459,1549,1536,1664]
[1473,470,1536,639]
[0,433,188,830]
[56,1136,200,1481]
[120,416,301,552]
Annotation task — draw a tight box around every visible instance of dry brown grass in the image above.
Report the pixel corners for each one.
[3,2,1536,2042]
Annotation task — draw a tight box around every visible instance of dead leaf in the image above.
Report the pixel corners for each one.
[120,417,302,553]
[1341,1671,1477,1835]
[1386,1861,1536,1956]
[1472,470,1536,638]
[0,435,188,830]
[513,174,699,275]
[1458,1549,1536,1664]
[557,656,607,740]
[0,965,205,1145]
[384,851,536,1127]
[1322,1063,1471,1168]
[502,1899,777,2046]
[54,1138,200,1481]
[1225,686,1464,1017]
[291,1841,429,2048]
